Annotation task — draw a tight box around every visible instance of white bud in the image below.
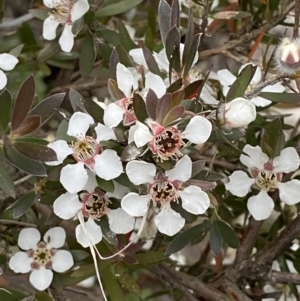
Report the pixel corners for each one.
[274,37,300,75]
[219,97,256,128]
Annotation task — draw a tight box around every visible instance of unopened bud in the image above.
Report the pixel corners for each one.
[274,37,300,75]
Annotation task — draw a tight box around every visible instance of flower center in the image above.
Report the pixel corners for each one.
[150,127,184,161]
[255,170,277,191]
[83,193,110,220]
[29,242,54,269]
[120,97,137,126]
[71,136,100,164]
[50,0,73,24]
[150,180,179,205]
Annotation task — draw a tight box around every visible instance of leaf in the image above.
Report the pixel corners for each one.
[191,160,206,177]
[184,79,203,99]
[80,33,96,78]
[135,251,166,265]
[95,0,143,17]
[142,46,161,76]
[98,42,113,63]
[9,44,24,57]
[213,11,251,19]
[98,218,118,245]
[38,39,61,62]
[269,0,280,11]
[115,263,141,294]
[133,93,148,123]
[11,75,36,133]
[35,292,52,301]
[156,93,171,125]
[210,221,222,255]
[162,105,184,126]
[194,170,224,181]
[70,250,90,261]
[165,26,180,62]
[263,117,282,158]
[29,8,48,20]
[108,78,124,100]
[8,190,36,218]
[183,33,200,78]
[12,115,41,137]
[69,88,85,112]
[116,44,133,67]
[0,90,12,136]
[171,89,185,107]
[171,0,180,28]
[215,220,240,249]
[96,177,115,193]
[83,98,104,123]
[117,20,137,51]
[0,163,15,197]
[259,92,300,103]
[110,48,120,80]
[121,142,143,161]
[182,11,194,68]
[274,130,285,158]
[158,0,171,45]
[165,223,206,255]
[145,88,159,120]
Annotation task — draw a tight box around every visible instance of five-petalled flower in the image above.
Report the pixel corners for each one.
[9,227,73,291]
[225,145,300,220]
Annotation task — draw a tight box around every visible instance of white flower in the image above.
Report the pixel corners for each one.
[46,112,123,193]
[53,171,135,248]
[225,145,300,220]
[219,97,256,129]
[0,53,18,90]
[129,116,212,161]
[43,0,90,52]
[121,156,210,236]
[217,63,285,107]
[9,227,73,291]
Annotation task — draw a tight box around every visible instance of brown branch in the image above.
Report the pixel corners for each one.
[216,278,252,301]
[262,270,300,285]
[294,0,300,38]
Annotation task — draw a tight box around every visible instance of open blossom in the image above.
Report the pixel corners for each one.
[46,112,123,193]
[9,227,73,291]
[0,53,18,89]
[53,171,135,248]
[129,116,212,161]
[43,0,90,52]
[225,145,300,220]
[121,156,210,236]
[217,63,285,107]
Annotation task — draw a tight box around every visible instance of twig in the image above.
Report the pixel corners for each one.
[14,175,33,186]
[294,0,300,38]
[217,278,252,301]
[263,270,300,285]
[0,14,33,30]
[0,219,37,228]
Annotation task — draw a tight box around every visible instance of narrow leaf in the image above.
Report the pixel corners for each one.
[259,92,300,103]
[162,105,184,126]
[38,39,61,62]
[210,221,222,255]
[80,33,96,77]
[117,20,137,51]
[183,33,200,78]
[69,88,85,112]
[8,191,36,218]
[133,93,148,123]
[0,90,12,136]
[182,11,194,67]
[156,93,171,124]
[143,46,161,76]
[0,163,15,197]
[116,44,134,67]
[158,0,171,45]
[102,267,126,301]
[145,88,159,120]
[83,98,104,123]
[12,115,41,137]
[171,0,180,28]
[215,219,240,249]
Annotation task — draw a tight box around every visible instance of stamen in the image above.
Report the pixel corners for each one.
[255,170,277,191]
[71,136,100,163]
[50,0,73,24]
[30,243,53,269]
[84,193,110,220]
[150,180,179,206]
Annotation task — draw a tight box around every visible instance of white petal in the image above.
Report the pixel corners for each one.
[45,140,73,166]
[84,170,98,193]
[0,70,7,90]
[250,96,271,107]
[153,50,169,72]
[52,250,74,272]
[179,186,210,214]
[43,0,54,8]
[166,155,192,182]
[43,16,60,40]
[240,144,269,169]
[129,48,148,67]
[53,192,82,220]
[107,208,135,233]
[126,160,156,185]
[200,85,218,105]
[76,218,102,248]
[182,116,212,144]
[94,149,122,180]
[103,103,124,128]
[59,24,74,52]
[225,170,255,197]
[247,190,274,221]
[60,162,88,193]
[9,252,32,273]
[145,72,166,98]
[0,53,18,71]
[71,0,89,22]
[217,69,236,86]
[134,121,153,147]
[278,180,300,205]
[117,63,134,98]
[273,147,300,173]
[262,82,285,93]
[95,122,117,141]
[154,207,185,236]
[222,85,230,97]
[44,227,66,249]
[67,112,94,137]
[18,228,40,250]
[121,193,149,216]
[252,67,262,84]
[29,267,53,291]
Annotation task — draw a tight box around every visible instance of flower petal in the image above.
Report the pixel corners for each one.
[154,207,185,236]
[153,49,169,72]
[217,69,236,86]
[84,170,98,193]
[0,53,18,71]
[44,227,66,249]
[45,140,73,166]
[126,160,156,185]
[43,16,60,40]
[273,147,300,173]
[76,218,102,248]
[103,103,124,128]
[121,193,149,216]
[53,192,82,220]
[18,228,40,250]
[107,208,135,233]
[250,96,271,107]
[60,162,88,193]
[0,70,7,90]
[278,180,300,205]
[71,0,90,22]
[9,252,33,273]
[43,0,55,8]
[240,144,269,169]
[262,82,285,93]
[179,186,210,214]
[239,63,261,84]
[117,63,134,98]
[59,24,74,52]
[247,190,274,220]
[200,85,218,105]
[166,155,192,182]
[29,267,53,291]
[129,48,147,67]
[145,72,166,98]
[94,149,122,180]
[67,112,94,137]
[133,121,153,147]
[52,250,74,272]
[182,116,212,144]
[95,122,117,141]
[225,170,255,197]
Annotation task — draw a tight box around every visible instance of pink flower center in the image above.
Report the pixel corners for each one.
[149,180,179,206]
[51,0,73,24]
[82,192,110,220]
[29,242,55,270]
[117,97,137,126]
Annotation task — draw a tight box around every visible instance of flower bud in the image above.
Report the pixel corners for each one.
[274,37,300,75]
[219,97,256,128]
